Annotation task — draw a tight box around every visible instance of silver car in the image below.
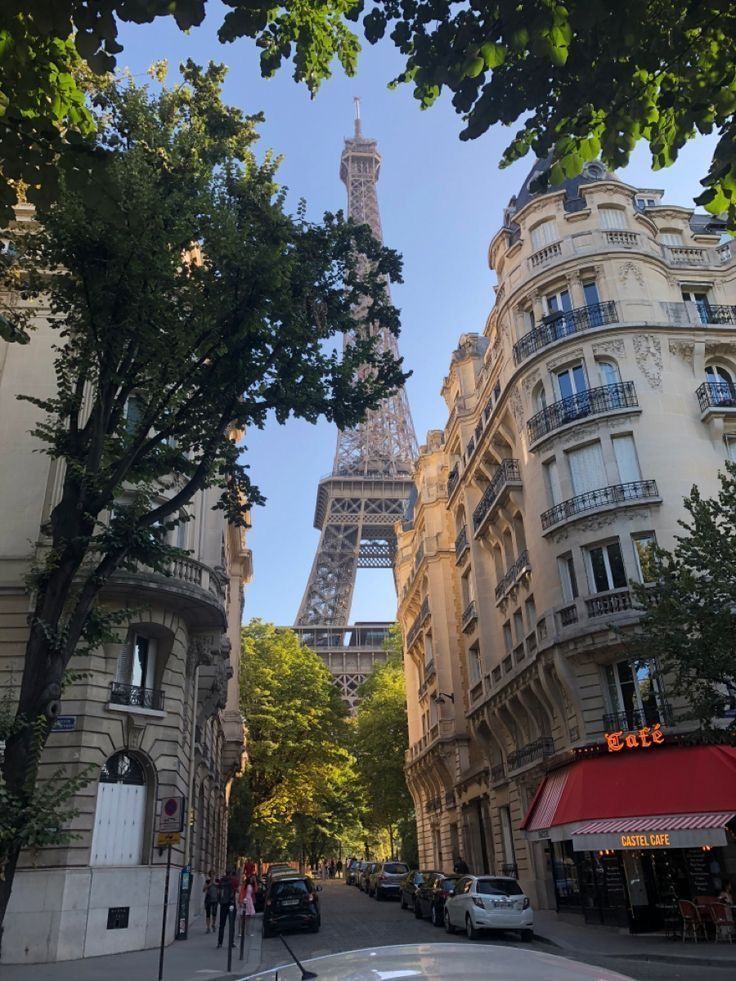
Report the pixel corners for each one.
[369,860,410,900]
[444,875,534,940]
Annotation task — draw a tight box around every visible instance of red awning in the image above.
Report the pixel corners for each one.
[521,744,736,832]
[571,813,735,835]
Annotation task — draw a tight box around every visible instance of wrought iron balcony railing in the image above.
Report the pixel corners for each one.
[462,599,478,631]
[448,465,460,497]
[541,479,659,530]
[490,763,507,786]
[110,681,165,711]
[513,301,619,364]
[602,702,673,732]
[527,381,638,445]
[455,526,469,562]
[407,597,430,648]
[507,737,555,772]
[495,548,531,601]
[472,459,521,532]
[696,380,736,412]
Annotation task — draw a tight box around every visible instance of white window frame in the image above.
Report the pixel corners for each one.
[558,553,579,602]
[530,219,559,251]
[631,532,657,583]
[585,539,627,593]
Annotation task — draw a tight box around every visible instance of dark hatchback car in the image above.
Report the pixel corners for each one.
[359,861,377,893]
[262,874,321,938]
[345,858,361,886]
[399,870,440,910]
[414,872,460,926]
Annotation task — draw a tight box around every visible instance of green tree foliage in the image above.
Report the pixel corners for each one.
[629,462,736,731]
[5,3,736,225]
[229,622,361,865]
[0,66,406,932]
[351,627,413,857]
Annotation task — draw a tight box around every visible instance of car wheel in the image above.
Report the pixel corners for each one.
[431,904,442,927]
[466,914,479,940]
[444,909,455,934]
[414,900,423,919]
[521,928,534,942]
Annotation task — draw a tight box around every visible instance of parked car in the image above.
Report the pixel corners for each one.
[345,858,360,886]
[359,861,377,893]
[262,873,321,938]
[414,872,460,926]
[368,860,410,900]
[398,870,435,910]
[443,875,533,940]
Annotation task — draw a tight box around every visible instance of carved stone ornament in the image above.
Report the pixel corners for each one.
[619,261,644,288]
[633,334,663,390]
[592,339,625,358]
[546,348,584,371]
[668,339,695,371]
[426,429,444,452]
[560,422,601,446]
[707,341,736,358]
[521,368,542,396]
[510,388,524,431]
[126,715,146,750]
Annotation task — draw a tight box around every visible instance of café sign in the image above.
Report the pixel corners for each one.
[603,722,665,753]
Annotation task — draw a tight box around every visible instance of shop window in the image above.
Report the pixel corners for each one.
[558,553,579,602]
[612,433,641,484]
[585,540,627,593]
[567,441,607,496]
[599,206,626,230]
[530,218,558,251]
[632,532,657,582]
[604,657,667,728]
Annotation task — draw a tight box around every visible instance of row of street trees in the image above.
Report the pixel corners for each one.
[228,622,416,869]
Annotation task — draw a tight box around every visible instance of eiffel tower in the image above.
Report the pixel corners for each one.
[294,101,417,709]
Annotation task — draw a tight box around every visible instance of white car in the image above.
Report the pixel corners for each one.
[444,874,533,940]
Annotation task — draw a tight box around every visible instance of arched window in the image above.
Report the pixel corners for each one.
[705,364,736,406]
[90,752,148,866]
[597,360,621,387]
[532,382,547,413]
[530,218,558,251]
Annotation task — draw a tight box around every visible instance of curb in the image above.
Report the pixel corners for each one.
[534,932,736,969]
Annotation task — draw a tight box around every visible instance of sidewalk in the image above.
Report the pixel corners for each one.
[0,913,263,981]
[533,909,736,969]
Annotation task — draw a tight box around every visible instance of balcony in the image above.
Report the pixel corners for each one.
[529,240,563,269]
[513,301,619,365]
[455,526,469,563]
[541,479,659,532]
[445,790,456,808]
[472,458,522,535]
[602,702,673,731]
[109,681,165,712]
[461,599,478,632]
[663,301,736,327]
[585,587,634,619]
[448,465,460,497]
[407,597,430,648]
[527,381,639,446]
[507,737,555,773]
[490,762,507,787]
[696,380,736,414]
[495,548,531,602]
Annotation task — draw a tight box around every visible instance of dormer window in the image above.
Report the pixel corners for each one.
[660,229,683,246]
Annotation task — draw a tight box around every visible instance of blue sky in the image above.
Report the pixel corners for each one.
[118,5,717,626]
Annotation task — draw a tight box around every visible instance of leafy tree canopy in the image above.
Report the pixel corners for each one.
[629,462,736,731]
[3,2,736,225]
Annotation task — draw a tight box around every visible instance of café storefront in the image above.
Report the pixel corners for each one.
[521,742,736,932]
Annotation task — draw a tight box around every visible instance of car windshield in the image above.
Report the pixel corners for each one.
[476,878,523,896]
[384,863,409,874]
[272,879,310,898]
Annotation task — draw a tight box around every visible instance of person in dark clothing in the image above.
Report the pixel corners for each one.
[216,869,238,948]
[453,855,470,874]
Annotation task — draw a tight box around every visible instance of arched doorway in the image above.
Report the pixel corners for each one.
[90,751,148,866]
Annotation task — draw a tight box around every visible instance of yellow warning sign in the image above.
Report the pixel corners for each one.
[157,831,181,847]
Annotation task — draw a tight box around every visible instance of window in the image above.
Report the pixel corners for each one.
[424,632,434,667]
[632,533,657,582]
[469,643,482,685]
[682,289,711,324]
[597,359,621,386]
[525,595,537,629]
[545,287,572,315]
[582,281,600,307]
[599,207,626,230]
[661,229,683,246]
[558,553,579,602]
[477,879,523,896]
[612,434,641,484]
[124,395,144,434]
[604,658,667,727]
[513,609,524,642]
[533,382,547,412]
[555,362,587,399]
[725,436,736,462]
[503,621,513,653]
[543,458,562,506]
[586,540,627,592]
[705,364,736,405]
[530,219,558,250]
[636,197,657,209]
[116,633,157,692]
[493,380,501,402]
[567,442,607,495]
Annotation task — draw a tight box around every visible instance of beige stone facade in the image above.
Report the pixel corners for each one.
[0,208,252,963]
[396,164,736,909]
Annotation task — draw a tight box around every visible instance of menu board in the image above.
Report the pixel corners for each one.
[684,849,713,897]
[600,854,627,907]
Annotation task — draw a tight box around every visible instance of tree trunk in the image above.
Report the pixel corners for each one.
[0,843,22,957]
[388,824,395,859]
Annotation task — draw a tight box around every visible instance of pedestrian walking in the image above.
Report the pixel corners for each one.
[329,859,336,879]
[336,858,343,879]
[453,855,470,875]
[241,875,257,936]
[216,868,238,949]
[202,870,218,934]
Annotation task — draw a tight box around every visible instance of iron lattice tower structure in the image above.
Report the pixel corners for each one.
[294,101,418,709]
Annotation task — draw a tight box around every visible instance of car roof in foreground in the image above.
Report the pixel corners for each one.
[240,942,634,981]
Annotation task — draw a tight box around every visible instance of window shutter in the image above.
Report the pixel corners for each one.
[567,443,607,495]
[612,435,641,483]
[600,207,626,230]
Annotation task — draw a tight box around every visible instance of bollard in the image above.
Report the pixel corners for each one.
[226,904,235,972]
[239,910,246,961]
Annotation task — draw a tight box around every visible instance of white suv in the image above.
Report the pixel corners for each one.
[444,875,533,940]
